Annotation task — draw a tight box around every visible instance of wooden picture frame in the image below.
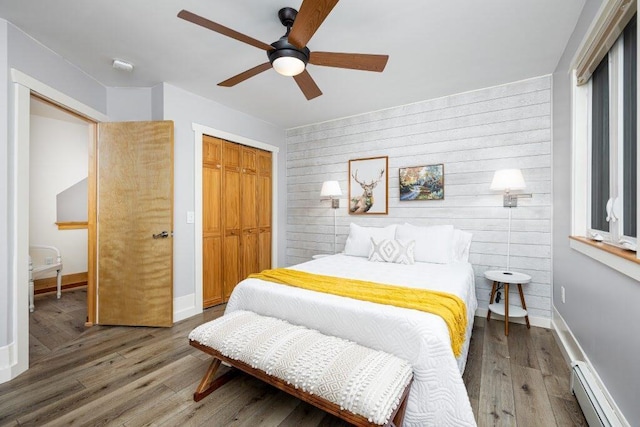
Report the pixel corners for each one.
[399,164,445,201]
[348,156,388,214]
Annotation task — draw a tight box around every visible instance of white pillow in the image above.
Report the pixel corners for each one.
[344,223,397,257]
[368,238,415,265]
[396,223,455,264]
[453,229,473,262]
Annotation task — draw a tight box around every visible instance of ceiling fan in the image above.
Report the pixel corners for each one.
[177,0,389,100]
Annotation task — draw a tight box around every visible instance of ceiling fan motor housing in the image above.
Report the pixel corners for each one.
[267,36,310,66]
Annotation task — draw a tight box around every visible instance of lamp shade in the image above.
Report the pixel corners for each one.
[320,181,342,198]
[490,169,526,191]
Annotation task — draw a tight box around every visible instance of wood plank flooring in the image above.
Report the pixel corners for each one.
[1,289,586,426]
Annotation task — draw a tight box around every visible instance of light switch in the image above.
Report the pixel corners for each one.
[186,211,195,224]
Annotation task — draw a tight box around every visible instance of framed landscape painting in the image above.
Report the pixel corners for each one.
[399,164,444,201]
[348,156,388,214]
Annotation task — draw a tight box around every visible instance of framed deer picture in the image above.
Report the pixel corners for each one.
[348,156,388,215]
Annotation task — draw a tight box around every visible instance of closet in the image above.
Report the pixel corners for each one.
[202,135,272,308]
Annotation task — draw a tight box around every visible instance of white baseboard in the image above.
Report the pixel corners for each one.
[0,342,27,384]
[552,306,630,427]
[173,293,202,323]
[475,307,551,329]
[0,343,12,383]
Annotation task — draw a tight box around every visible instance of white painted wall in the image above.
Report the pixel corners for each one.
[553,0,639,424]
[107,87,153,121]
[161,83,286,300]
[29,110,89,277]
[0,19,289,382]
[287,76,552,319]
[1,21,107,354]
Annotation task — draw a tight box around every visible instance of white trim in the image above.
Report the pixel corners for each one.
[474,308,550,329]
[570,0,636,84]
[173,293,200,323]
[10,69,109,122]
[3,70,109,385]
[191,123,280,315]
[569,238,640,281]
[572,73,589,235]
[0,342,17,383]
[3,82,32,384]
[552,307,631,427]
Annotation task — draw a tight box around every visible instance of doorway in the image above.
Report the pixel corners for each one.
[27,96,93,362]
[8,69,108,381]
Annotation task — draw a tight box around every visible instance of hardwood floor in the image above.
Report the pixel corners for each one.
[1,289,586,426]
[463,317,587,426]
[28,288,88,364]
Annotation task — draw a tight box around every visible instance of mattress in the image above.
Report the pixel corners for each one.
[225,254,478,426]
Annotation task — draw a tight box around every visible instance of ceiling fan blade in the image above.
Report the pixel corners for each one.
[218,62,272,87]
[178,10,273,51]
[288,0,339,49]
[309,52,389,72]
[293,70,322,100]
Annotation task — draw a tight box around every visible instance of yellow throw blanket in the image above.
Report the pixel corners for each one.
[248,268,467,357]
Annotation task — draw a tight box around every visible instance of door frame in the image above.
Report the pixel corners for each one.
[7,69,108,381]
[191,123,279,315]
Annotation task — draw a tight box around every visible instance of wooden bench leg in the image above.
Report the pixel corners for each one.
[391,386,410,427]
[194,358,240,402]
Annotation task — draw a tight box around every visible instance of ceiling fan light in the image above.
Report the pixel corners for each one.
[272,56,306,76]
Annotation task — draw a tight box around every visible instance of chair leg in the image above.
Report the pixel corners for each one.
[29,267,35,313]
[56,269,62,299]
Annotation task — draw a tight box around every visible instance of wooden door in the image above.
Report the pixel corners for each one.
[223,142,242,300]
[241,146,259,278]
[257,150,272,271]
[97,121,174,327]
[203,136,223,307]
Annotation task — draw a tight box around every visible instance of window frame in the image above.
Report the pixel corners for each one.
[571,6,640,279]
[585,33,636,246]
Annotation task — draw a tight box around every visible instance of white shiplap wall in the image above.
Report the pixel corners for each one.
[286,76,552,319]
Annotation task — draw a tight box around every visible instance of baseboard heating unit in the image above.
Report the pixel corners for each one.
[571,361,622,427]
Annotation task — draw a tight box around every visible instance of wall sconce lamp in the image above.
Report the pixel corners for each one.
[490,169,532,207]
[321,181,342,254]
[490,169,532,272]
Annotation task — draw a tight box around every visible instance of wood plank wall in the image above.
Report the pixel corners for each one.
[286,76,552,319]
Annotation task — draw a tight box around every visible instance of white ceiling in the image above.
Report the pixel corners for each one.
[0,0,585,129]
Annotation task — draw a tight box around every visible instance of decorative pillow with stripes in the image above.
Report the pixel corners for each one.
[368,238,415,265]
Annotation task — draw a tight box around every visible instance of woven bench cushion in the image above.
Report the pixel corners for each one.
[189,310,413,425]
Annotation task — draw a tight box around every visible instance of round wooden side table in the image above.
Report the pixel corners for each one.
[485,270,531,336]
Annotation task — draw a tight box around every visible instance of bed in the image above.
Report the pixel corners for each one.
[224,223,478,426]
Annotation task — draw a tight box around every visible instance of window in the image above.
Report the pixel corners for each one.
[587,15,637,244]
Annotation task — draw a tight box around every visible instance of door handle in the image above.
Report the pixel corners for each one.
[153,231,169,239]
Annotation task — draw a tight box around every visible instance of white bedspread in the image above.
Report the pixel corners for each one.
[225,254,478,426]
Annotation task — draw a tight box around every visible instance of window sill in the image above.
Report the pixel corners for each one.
[569,236,640,281]
[56,221,88,230]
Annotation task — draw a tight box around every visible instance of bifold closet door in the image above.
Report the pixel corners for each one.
[202,138,272,308]
[241,147,259,278]
[257,150,272,271]
[223,142,242,301]
[203,136,223,307]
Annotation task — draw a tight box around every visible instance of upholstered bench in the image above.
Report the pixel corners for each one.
[189,310,414,426]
